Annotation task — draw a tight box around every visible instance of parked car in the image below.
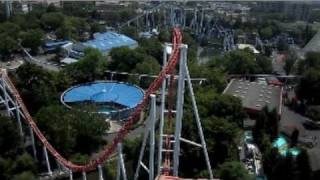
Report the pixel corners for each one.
[303,121,320,130]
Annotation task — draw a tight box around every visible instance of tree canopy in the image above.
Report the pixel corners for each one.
[35,105,109,156]
[216,161,253,180]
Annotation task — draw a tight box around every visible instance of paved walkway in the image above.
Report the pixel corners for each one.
[280,106,320,148]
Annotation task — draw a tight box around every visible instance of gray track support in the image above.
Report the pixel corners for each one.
[1,79,10,116]
[184,55,214,179]
[15,100,24,137]
[134,94,157,180]
[69,169,73,180]
[43,146,52,176]
[173,45,187,176]
[117,143,127,180]
[98,164,104,180]
[157,44,168,175]
[134,118,150,180]
[29,125,37,160]
[82,171,87,180]
[149,94,156,180]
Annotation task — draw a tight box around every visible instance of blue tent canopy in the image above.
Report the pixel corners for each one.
[63,82,143,108]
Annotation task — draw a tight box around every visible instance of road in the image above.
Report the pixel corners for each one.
[21,47,60,72]
[280,106,320,148]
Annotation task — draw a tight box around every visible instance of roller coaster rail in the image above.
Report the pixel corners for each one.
[0,27,213,180]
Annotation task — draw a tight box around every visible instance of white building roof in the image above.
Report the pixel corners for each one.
[61,57,78,64]
[237,44,260,54]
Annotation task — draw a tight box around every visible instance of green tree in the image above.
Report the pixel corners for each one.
[284,50,297,75]
[253,107,279,146]
[204,117,240,165]
[0,22,21,39]
[0,115,21,157]
[46,3,59,13]
[0,33,18,60]
[63,48,107,83]
[12,172,35,180]
[109,47,144,72]
[297,68,320,104]
[260,27,273,39]
[40,12,65,30]
[210,94,246,127]
[120,26,138,40]
[134,56,160,74]
[90,22,103,35]
[35,105,109,156]
[223,49,257,74]
[296,149,311,180]
[158,29,171,42]
[216,161,253,180]
[139,37,163,62]
[20,29,44,53]
[298,51,320,74]
[13,153,37,175]
[256,55,273,74]
[16,63,58,113]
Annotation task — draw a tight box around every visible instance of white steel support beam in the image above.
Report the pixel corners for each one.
[173,45,187,176]
[15,99,24,137]
[134,94,157,180]
[134,115,151,180]
[117,143,127,180]
[29,125,37,160]
[184,56,214,180]
[149,94,156,180]
[0,82,26,119]
[157,43,168,175]
[82,171,87,180]
[98,164,104,180]
[69,169,73,180]
[179,137,202,148]
[43,146,52,176]
[1,79,10,116]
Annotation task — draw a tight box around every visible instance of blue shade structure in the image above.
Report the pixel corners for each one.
[61,81,144,120]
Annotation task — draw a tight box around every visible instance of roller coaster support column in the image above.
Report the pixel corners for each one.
[98,164,104,180]
[149,94,156,180]
[173,44,187,176]
[15,99,24,137]
[43,146,52,176]
[134,94,157,180]
[29,125,37,160]
[69,169,73,180]
[157,43,168,175]
[117,143,127,180]
[184,51,214,179]
[1,78,10,116]
[82,171,87,180]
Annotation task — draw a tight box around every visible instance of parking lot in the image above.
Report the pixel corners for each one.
[31,54,61,72]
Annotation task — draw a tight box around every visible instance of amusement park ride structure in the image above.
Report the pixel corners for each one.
[0,28,213,179]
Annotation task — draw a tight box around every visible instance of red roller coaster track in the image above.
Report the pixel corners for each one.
[1,28,182,172]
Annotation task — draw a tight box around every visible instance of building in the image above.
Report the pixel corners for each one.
[69,32,138,58]
[43,40,71,53]
[237,44,260,54]
[223,79,283,118]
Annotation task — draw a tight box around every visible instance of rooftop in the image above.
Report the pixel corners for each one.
[82,32,138,52]
[223,79,282,114]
